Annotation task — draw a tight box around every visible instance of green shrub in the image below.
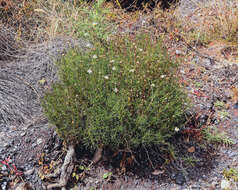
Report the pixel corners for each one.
[42,34,189,150]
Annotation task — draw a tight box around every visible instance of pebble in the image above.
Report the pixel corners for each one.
[175,50,184,55]
[37,138,43,145]
[220,179,230,190]
[24,168,35,176]
[3,142,11,149]
[234,103,238,109]
[15,182,33,190]
[1,181,7,190]
[234,117,238,122]
[175,173,186,185]
[20,132,26,137]
[224,89,232,99]
[170,187,178,190]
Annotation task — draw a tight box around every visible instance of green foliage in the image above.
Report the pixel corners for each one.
[223,168,238,182]
[214,100,225,110]
[202,126,234,146]
[71,0,112,43]
[42,34,189,150]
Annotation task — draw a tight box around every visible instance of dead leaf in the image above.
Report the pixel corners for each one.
[187,146,195,153]
[231,86,238,102]
[152,169,164,175]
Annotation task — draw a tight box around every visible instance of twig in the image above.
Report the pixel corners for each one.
[47,144,75,189]
[143,145,155,170]
[92,145,104,164]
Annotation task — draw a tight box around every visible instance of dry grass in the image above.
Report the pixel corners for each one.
[175,0,238,44]
[34,0,88,40]
[0,0,92,41]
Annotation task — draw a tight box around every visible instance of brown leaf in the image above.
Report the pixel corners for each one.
[187,146,195,153]
[231,86,238,102]
[152,169,164,175]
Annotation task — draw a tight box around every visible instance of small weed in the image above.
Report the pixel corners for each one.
[203,126,234,146]
[214,101,225,110]
[182,156,199,167]
[218,110,230,119]
[223,168,238,182]
[103,172,112,179]
[194,81,202,88]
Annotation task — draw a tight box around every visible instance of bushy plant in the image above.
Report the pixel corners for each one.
[42,34,189,150]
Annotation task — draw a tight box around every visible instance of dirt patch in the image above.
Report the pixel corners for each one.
[0,26,91,189]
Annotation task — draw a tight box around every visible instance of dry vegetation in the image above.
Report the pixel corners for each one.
[174,0,238,44]
[1,0,238,45]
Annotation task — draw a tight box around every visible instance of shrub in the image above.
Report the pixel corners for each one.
[42,34,189,150]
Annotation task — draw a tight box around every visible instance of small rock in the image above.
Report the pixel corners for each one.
[1,181,7,190]
[224,89,232,99]
[209,183,216,190]
[175,173,186,185]
[37,138,43,145]
[175,50,184,55]
[15,182,33,190]
[24,168,35,176]
[25,138,31,143]
[220,179,230,190]
[3,142,11,149]
[152,169,164,175]
[234,103,238,109]
[20,132,26,137]
[199,114,209,125]
[234,117,238,122]
[170,187,178,190]
[180,69,185,74]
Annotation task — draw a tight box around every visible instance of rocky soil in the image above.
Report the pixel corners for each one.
[1,1,238,190]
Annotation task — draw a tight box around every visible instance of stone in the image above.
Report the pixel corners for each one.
[234,103,238,109]
[25,138,31,143]
[1,181,7,190]
[20,132,26,137]
[175,50,184,55]
[37,138,43,145]
[170,187,178,190]
[220,179,230,190]
[24,168,35,176]
[224,89,232,99]
[15,182,33,190]
[175,173,186,185]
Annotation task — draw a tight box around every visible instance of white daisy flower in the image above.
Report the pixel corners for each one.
[93,55,97,59]
[160,75,166,78]
[151,83,155,87]
[87,69,92,74]
[114,88,118,93]
[129,69,135,73]
[112,66,116,71]
[174,127,180,132]
[104,75,109,80]
[110,60,115,63]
